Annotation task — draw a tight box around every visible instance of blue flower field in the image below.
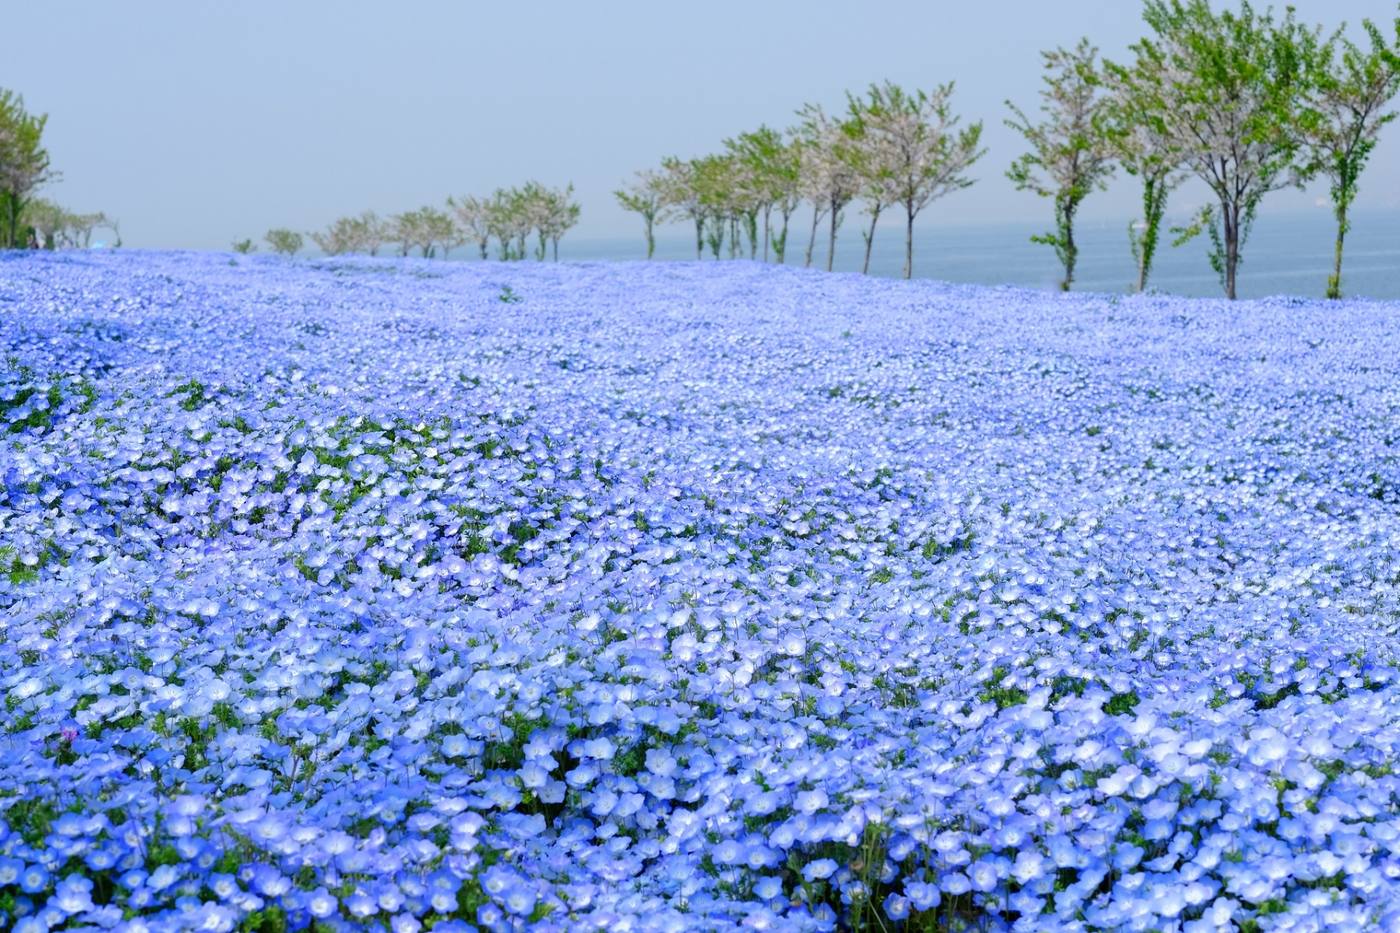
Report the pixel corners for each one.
[3,250,1400,931]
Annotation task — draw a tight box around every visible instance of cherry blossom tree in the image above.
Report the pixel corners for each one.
[614,170,670,259]
[854,81,985,278]
[796,104,861,272]
[1128,1,1320,299]
[1007,40,1116,292]
[449,195,492,259]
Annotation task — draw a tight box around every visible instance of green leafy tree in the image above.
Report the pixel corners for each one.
[796,104,862,272]
[615,170,671,259]
[0,90,55,249]
[1303,16,1400,299]
[1007,39,1116,292]
[265,228,303,256]
[1130,1,1319,299]
[231,238,256,254]
[1102,54,1188,292]
[860,81,985,279]
[448,195,492,259]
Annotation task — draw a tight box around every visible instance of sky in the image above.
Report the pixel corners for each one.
[7,0,1400,250]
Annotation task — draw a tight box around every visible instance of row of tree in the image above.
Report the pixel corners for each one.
[615,86,983,281]
[244,182,582,261]
[1009,1,1400,299]
[617,0,1400,299]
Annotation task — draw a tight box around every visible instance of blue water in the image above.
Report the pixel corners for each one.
[557,210,1400,300]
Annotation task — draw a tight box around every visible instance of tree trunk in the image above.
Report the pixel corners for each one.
[762,206,771,263]
[479,241,488,261]
[1328,204,1346,300]
[903,206,915,280]
[826,199,839,273]
[861,204,882,275]
[1223,205,1239,301]
[694,217,703,260]
[805,206,820,268]
[775,212,790,265]
[552,237,559,261]
[645,218,655,260]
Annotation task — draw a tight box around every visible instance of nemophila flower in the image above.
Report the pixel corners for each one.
[6,253,1400,928]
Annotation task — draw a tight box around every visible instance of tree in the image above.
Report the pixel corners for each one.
[615,170,670,260]
[659,158,707,260]
[1102,53,1188,292]
[449,194,492,259]
[842,94,896,275]
[0,90,55,249]
[796,104,861,272]
[421,206,460,259]
[232,238,257,254]
[540,183,580,260]
[859,81,985,279]
[265,228,303,256]
[766,136,803,264]
[22,198,65,249]
[727,127,796,260]
[1303,16,1400,299]
[1007,39,1116,292]
[1129,1,1318,299]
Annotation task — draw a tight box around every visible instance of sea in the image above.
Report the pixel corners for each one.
[560,210,1400,301]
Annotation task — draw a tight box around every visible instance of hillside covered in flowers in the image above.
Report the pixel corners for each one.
[3,250,1400,931]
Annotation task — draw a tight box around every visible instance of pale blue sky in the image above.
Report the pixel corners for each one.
[8,0,1399,249]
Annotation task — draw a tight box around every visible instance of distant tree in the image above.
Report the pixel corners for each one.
[232,238,257,254]
[422,206,460,258]
[1101,51,1188,293]
[857,81,985,279]
[767,136,803,264]
[265,228,303,256]
[0,90,55,249]
[1302,16,1400,299]
[660,157,706,260]
[540,182,580,260]
[22,198,65,249]
[841,95,896,275]
[352,211,386,255]
[66,211,111,249]
[448,195,492,259]
[615,169,670,259]
[1007,39,1116,292]
[726,126,790,261]
[1129,1,1319,299]
[796,104,862,271]
[310,216,366,256]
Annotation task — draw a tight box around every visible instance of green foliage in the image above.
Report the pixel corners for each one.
[1006,39,1115,291]
[1129,0,1321,298]
[0,89,55,249]
[1301,16,1400,298]
[264,227,304,257]
[231,238,257,255]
